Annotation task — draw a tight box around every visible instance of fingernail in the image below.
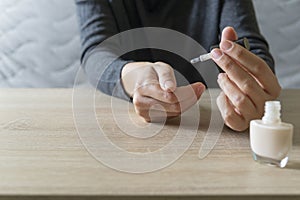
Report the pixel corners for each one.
[164,80,175,90]
[211,49,223,60]
[220,40,233,51]
[218,73,226,79]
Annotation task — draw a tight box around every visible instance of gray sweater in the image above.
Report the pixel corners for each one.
[75,0,274,100]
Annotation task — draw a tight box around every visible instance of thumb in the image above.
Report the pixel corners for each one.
[221,26,238,42]
[190,82,206,100]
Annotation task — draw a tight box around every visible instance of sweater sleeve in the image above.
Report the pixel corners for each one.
[75,0,132,101]
[219,0,275,73]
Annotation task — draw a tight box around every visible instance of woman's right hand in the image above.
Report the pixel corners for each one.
[121,62,206,122]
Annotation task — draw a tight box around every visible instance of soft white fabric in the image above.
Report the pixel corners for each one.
[0,0,86,88]
[0,0,299,88]
[253,0,300,88]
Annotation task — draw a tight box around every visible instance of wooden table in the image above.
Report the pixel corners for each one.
[0,89,299,200]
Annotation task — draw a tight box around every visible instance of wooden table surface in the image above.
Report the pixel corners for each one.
[0,89,299,200]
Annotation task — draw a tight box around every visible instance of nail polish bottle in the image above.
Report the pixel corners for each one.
[250,101,293,168]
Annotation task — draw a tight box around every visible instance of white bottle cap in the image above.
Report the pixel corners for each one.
[262,101,282,124]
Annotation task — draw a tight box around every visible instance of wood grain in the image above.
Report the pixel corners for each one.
[0,89,299,199]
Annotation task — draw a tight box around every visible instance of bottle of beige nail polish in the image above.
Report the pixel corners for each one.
[250,101,293,168]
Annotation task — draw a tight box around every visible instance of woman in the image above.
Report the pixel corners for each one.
[75,0,281,131]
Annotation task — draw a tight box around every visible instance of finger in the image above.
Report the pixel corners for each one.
[122,62,158,97]
[221,26,238,42]
[211,48,269,109]
[142,109,182,123]
[133,95,182,122]
[217,73,259,120]
[216,92,248,132]
[174,83,205,113]
[173,82,206,103]
[133,63,176,104]
[136,83,178,104]
[141,106,185,122]
[134,63,160,90]
[135,83,205,113]
[219,40,281,97]
[137,82,205,104]
[134,95,181,114]
[144,114,179,123]
[138,94,202,123]
[153,62,177,92]
[133,83,205,123]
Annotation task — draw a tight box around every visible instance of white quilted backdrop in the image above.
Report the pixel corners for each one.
[0,0,299,88]
[0,0,86,88]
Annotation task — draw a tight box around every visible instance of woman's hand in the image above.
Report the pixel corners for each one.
[212,27,281,131]
[122,62,206,122]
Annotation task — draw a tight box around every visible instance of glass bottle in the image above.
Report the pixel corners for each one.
[250,101,293,168]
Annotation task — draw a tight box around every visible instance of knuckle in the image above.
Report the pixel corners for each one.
[134,84,143,93]
[234,95,247,109]
[142,65,155,74]
[155,61,169,68]
[135,81,159,93]
[221,58,235,72]
[252,65,260,75]
[150,84,161,92]
[241,78,254,93]
[234,46,244,60]
[160,71,172,79]
[251,60,264,75]
[163,63,172,71]
[155,62,173,74]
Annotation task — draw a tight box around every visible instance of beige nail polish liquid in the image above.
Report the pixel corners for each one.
[250,101,293,168]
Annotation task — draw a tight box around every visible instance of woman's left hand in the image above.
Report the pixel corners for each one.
[211,27,281,131]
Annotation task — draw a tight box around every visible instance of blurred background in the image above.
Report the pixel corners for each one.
[0,0,299,89]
